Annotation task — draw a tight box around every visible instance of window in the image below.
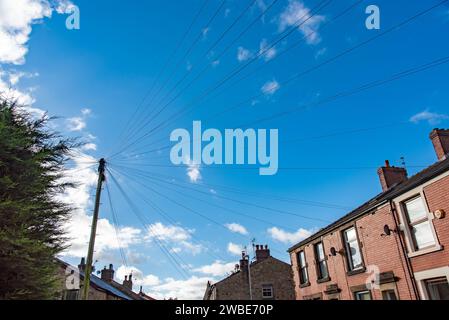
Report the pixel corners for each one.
[382,290,397,300]
[425,278,449,300]
[297,250,309,285]
[354,290,372,300]
[343,227,363,271]
[314,242,329,280]
[262,284,273,299]
[63,289,79,300]
[403,197,436,250]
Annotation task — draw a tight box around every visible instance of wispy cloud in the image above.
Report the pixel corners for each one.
[410,110,449,125]
[259,39,277,61]
[227,242,244,256]
[66,108,92,132]
[185,157,201,183]
[145,222,203,255]
[225,223,248,235]
[278,0,325,45]
[193,260,236,277]
[237,47,252,62]
[261,79,280,96]
[267,227,313,244]
[0,0,73,65]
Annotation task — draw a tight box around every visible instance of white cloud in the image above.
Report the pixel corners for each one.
[59,152,142,258]
[81,142,97,151]
[261,79,280,95]
[237,47,252,62]
[116,265,160,287]
[315,47,327,59]
[146,276,213,300]
[0,68,45,116]
[66,108,92,131]
[66,117,86,131]
[193,260,236,277]
[185,157,201,183]
[145,222,203,255]
[278,0,325,45]
[225,223,248,235]
[0,0,72,65]
[227,242,244,256]
[267,227,313,244]
[211,60,220,67]
[259,39,277,61]
[410,110,449,125]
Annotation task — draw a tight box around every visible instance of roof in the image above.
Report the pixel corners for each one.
[288,157,449,252]
[56,258,142,300]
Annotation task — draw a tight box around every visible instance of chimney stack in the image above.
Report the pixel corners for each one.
[78,257,86,272]
[255,244,270,262]
[430,129,449,161]
[100,264,114,282]
[239,252,249,273]
[123,273,133,290]
[377,160,408,192]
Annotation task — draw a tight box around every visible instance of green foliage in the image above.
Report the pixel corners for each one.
[0,99,76,299]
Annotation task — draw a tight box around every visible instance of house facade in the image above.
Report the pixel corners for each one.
[288,129,449,300]
[204,245,295,300]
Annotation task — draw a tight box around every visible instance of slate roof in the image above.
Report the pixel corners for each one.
[288,157,449,252]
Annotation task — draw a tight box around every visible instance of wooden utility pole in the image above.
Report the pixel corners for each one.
[81,158,106,300]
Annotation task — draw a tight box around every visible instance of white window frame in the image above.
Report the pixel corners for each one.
[394,185,442,258]
[414,266,449,300]
[262,284,274,299]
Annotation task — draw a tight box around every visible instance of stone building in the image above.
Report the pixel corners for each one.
[203,245,295,300]
[57,258,155,300]
[288,129,449,300]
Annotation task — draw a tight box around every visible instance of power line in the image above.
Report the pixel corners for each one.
[111,0,447,161]
[107,168,191,279]
[109,162,352,210]
[108,0,331,160]
[105,180,129,268]
[111,0,210,153]
[109,162,334,223]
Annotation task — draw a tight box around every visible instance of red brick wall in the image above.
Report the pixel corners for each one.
[290,205,415,300]
[409,174,449,272]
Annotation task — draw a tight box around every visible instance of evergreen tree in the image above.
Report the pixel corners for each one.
[0,99,76,299]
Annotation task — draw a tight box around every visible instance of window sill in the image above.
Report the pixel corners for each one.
[299,282,311,288]
[407,244,443,258]
[347,267,366,276]
[317,277,331,284]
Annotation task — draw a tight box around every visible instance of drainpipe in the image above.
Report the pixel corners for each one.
[389,200,420,300]
[247,254,253,300]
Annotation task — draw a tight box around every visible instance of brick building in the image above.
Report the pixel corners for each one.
[57,258,155,300]
[288,129,449,300]
[203,245,295,300]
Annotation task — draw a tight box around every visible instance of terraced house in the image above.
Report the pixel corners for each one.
[288,129,449,300]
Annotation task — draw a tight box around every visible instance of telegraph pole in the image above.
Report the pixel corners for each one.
[81,158,106,300]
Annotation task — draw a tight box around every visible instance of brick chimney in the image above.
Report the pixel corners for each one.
[100,264,114,282]
[123,274,133,290]
[255,244,270,262]
[78,257,86,272]
[430,129,449,161]
[239,252,249,273]
[377,160,408,192]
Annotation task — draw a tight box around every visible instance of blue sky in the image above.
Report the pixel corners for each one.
[1,0,449,299]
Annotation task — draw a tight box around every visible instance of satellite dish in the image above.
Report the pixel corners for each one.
[384,225,391,236]
[330,247,337,256]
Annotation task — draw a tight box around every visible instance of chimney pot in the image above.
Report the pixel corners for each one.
[385,160,390,167]
[430,128,449,161]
